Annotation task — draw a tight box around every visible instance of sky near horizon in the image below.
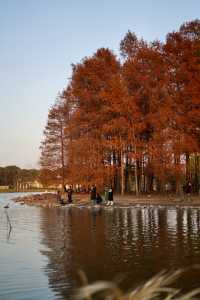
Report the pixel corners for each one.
[0,0,199,169]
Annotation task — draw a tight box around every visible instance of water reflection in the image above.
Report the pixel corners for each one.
[39,206,200,299]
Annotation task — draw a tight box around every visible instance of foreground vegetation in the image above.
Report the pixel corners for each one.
[77,270,200,300]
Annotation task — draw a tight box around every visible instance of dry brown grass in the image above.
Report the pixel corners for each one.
[76,270,200,300]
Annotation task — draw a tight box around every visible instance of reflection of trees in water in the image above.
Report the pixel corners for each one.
[39,207,200,299]
[40,208,74,299]
[39,208,106,299]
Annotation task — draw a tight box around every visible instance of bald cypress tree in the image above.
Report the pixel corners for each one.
[40,97,70,187]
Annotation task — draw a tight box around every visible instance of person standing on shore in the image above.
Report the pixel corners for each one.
[96,193,103,204]
[67,185,73,203]
[185,181,192,198]
[90,185,97,205]
[107,186,114,206]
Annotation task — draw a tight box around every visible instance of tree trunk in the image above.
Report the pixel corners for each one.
[120,149,125,195]
[186,153,190,181]
[131,125,139,196]
[176,178,183,196]
[60,120,65,188]
[198,155,200,195]
[175,155,183,196]
[194,153,199,193]
[134,158,139,196]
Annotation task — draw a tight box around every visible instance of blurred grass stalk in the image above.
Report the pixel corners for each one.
[76,269,200,300]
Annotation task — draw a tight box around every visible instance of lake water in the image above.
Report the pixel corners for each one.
[1,193,200,299]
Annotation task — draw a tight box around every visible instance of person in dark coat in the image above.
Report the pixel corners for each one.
[107,187,114,206]
[185,181,192,196]
[90,185,97,205]
[96,193,103,204]
[67,186,73,203]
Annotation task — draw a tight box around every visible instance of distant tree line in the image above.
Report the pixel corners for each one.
[40,20,200,195]
[0,166,39,189]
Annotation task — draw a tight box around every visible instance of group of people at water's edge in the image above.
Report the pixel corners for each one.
[57,185,114,206]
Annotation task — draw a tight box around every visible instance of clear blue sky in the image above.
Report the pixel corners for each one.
[0,0,199,169]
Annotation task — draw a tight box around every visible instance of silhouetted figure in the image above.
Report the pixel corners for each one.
[67,186,73,203]
[96,193,103,204]
[90,185,97,205]
[185,181,192,197]
[107,187,114,206]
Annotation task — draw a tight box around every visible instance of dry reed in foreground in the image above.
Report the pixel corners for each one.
[76,269,200,300]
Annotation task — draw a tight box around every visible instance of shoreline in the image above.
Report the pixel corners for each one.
[12,192,200,208]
